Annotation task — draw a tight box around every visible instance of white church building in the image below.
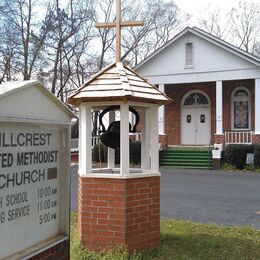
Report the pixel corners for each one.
[136,27,260,149]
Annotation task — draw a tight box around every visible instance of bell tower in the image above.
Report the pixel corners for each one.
[68,0,171,252]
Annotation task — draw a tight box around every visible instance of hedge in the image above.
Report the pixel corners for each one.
[254,145,260,167]
[92,141,141,165]
[223,144,254,169]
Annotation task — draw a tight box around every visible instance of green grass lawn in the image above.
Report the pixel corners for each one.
[70,212,260,260]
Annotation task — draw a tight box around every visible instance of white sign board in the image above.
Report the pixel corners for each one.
[246,153,254,165]
[0,123,69,259]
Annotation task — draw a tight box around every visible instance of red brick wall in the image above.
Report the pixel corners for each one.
[71,153,79,163]
[252,134,260,144]
[78,176,160,252]
[164,79,255,146]
[30,240,69,260]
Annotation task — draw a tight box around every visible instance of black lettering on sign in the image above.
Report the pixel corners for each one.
[5,192,28,206]
[7,205,30,221]
[0,212,5,223]
[0,133,52,148]
[17,150,58,166]
[0,153,13,168]
[0,169,46,189]
[47,168,57,180]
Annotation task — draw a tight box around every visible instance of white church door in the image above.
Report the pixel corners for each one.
[181,91,211,145]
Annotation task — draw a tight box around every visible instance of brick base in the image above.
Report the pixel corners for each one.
[30,240,69,260]
[252,134,260,144]
[78,176,160,252]
[213,134,225,144]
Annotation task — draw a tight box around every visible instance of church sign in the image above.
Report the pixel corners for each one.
[0,81,73,259]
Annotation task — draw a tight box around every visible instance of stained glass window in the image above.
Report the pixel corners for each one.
[234,90,248,97]
[233,88,250,129]
[184,93,209,106]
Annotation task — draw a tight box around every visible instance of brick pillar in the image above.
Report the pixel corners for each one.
[213,134,225,144]
[252,134,260,144]
[78,176,160,252]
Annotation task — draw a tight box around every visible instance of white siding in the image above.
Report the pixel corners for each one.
[137,33,260,84]
[0,86,71,123]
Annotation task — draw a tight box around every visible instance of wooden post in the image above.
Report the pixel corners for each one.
[95,0,143,62]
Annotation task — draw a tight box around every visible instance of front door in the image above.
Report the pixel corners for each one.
[181,92,211,145]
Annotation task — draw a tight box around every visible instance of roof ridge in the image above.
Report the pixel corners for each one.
[192,27,260,63]
[116,62,132,96]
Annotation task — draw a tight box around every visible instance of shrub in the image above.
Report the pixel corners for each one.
[130,141,141,165]
[92,141,141,165]
[254,145,260,167]
[223,144,254,169]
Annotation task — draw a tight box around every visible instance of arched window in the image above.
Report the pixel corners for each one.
[232,87,250,130]
[183,92,209,106]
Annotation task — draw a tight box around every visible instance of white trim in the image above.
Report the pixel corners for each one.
[150,107,159,172]
[79,104,92,176]
[142,68,260,85]
[83,101,159,109]
[158,84,165,134]
[216,81,223,134]
[108,111,115,169]
[141,108,151,170]
[120,103,130,176]
[78,171,161,179]
[255,79,260,134]
[231,86,251,130]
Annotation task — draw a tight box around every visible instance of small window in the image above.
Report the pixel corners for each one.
[185,42,193,66]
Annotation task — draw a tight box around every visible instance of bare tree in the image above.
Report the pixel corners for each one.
[123,0,180,66]
[44,0,94,101]
[199,5,232,40]
[230,1,260,53]
[0,27,20,82]
[91,0,116,70]
[0,0,51,81]
[199,1,260,57]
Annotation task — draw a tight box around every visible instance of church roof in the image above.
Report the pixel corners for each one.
[68,62,171,106]
[136,27,260,69]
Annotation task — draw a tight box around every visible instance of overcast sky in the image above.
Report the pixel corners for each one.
[175,0,240,15]
[174,0,260,27]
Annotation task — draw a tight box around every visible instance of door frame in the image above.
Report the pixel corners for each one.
[181,90,211,145]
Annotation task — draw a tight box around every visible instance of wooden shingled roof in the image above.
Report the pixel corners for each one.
[68,62,171,106]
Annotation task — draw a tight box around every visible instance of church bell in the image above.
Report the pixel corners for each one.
[99,105,140,149]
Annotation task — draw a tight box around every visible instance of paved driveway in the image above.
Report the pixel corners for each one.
[161,168,260,229]
[70,166,260,229]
